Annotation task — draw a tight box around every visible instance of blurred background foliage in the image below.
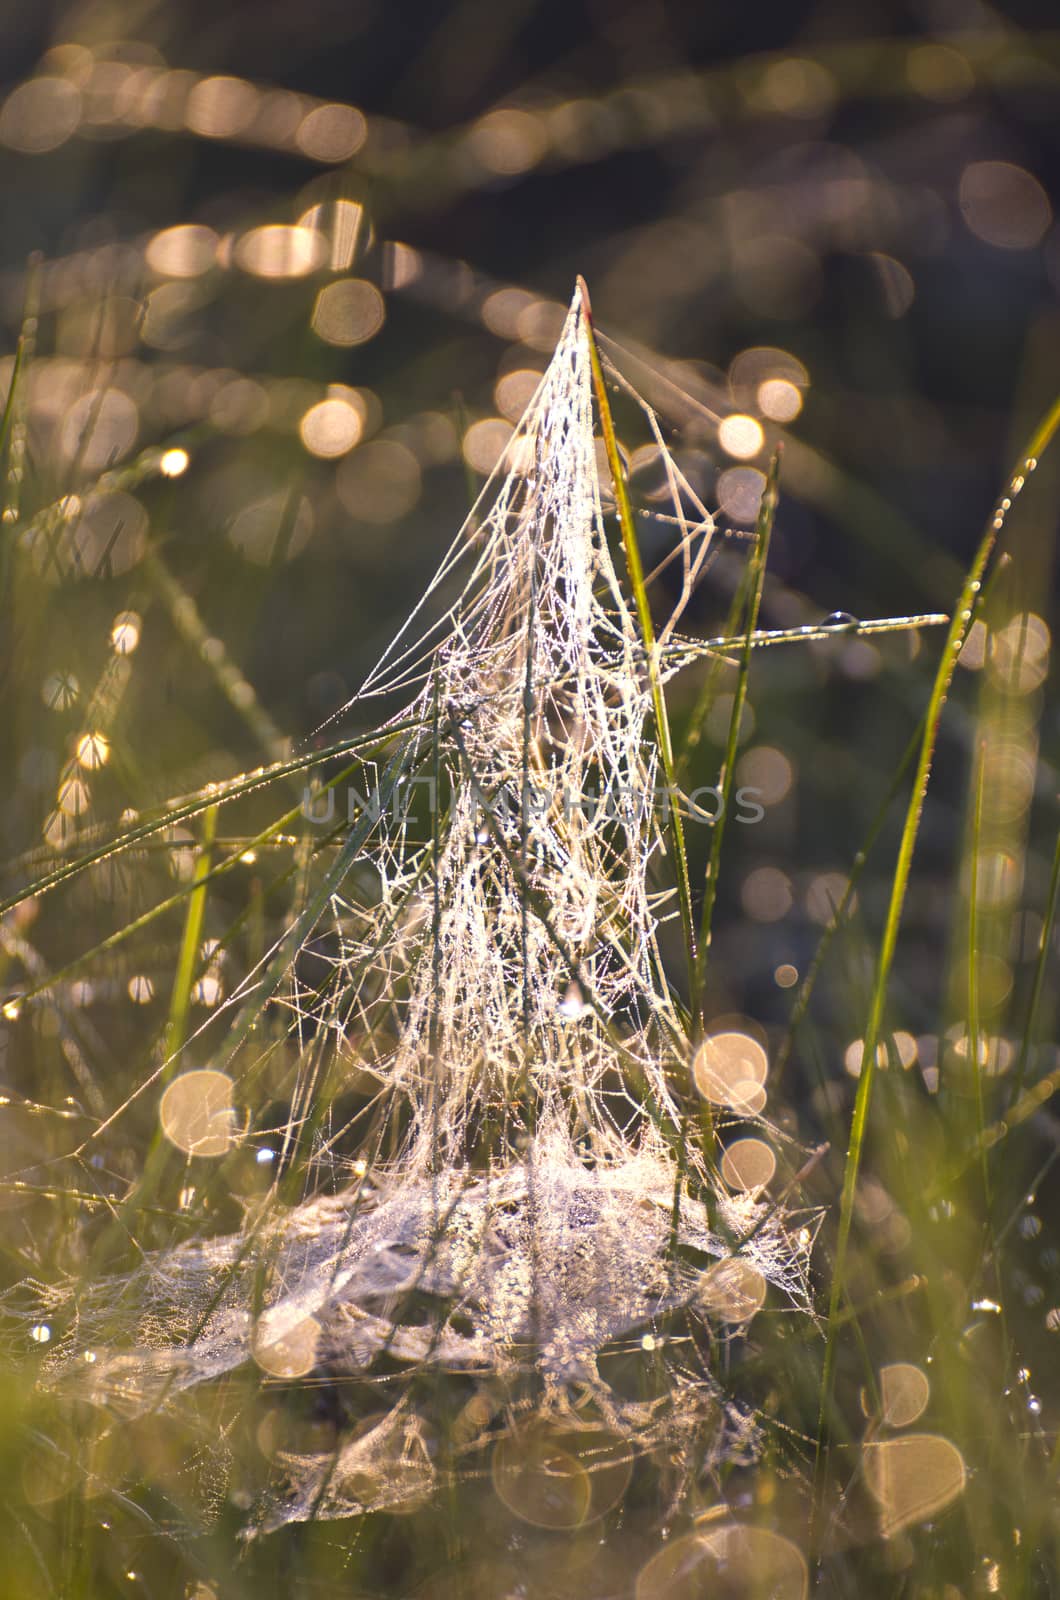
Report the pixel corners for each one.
[1,0,1060,1595]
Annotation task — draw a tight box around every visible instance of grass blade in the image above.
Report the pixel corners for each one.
[694,447,780,1002]
[579,277,699,1018]
[812,391,1060,1541]
[162,804,218,1064]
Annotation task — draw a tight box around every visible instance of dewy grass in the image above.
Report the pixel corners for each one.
[813,391,1060,1539]
[2,264,1059,1595]
[4,288,819,1545]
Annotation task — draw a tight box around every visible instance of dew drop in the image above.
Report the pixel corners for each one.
[557,981,590,1021]
[252,1311,321,1379]
[159,447,190,477]
[821,611,857,628]
[862,1433,967,1536]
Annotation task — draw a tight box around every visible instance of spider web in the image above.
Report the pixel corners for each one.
[15,287,816,1533]
[300,282,689,1175]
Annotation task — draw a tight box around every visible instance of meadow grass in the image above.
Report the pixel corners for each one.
[1,22,1059,1598]
[1,280,1058,1598]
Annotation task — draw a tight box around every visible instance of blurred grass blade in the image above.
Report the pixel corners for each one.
[694,447,779,1001]
[1010,808,1060,1108]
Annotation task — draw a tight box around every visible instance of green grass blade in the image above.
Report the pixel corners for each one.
[162,804,218,1064]
[579,278,699,1019]
[1010,802,1060,1109]
[0,716,431,920]
[694,447,779,1002]
[967,740,990,1206]
[0,336,25,469]
[813,391,1060,1540]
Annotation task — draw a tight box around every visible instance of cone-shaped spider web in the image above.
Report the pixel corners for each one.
[22,287,816,1533]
